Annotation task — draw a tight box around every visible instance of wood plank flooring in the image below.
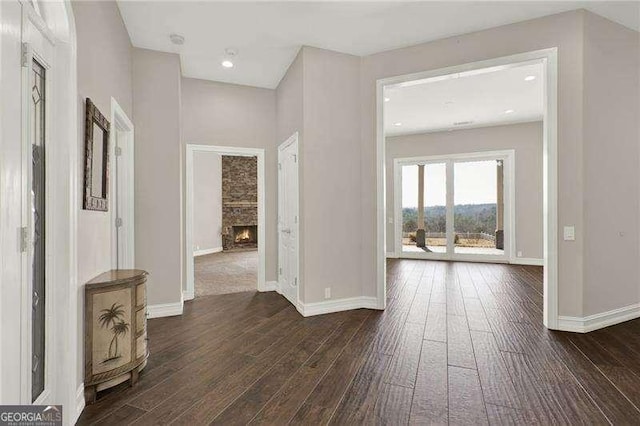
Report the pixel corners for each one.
[78,259,640,425]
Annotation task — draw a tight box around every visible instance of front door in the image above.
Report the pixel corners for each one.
[22,5,54,403]
[278,134,299,306]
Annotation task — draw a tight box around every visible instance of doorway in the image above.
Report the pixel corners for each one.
[110,98,135,269]
[277,133,300,307]
[376,49,557,328]
[395,150,514,263]
[185,145,267,300]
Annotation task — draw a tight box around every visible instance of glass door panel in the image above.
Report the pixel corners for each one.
[453,160,503,256]
[401,162,447,254]
[31,58,46,401]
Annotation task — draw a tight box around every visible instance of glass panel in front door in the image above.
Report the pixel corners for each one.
[31,58,46,401]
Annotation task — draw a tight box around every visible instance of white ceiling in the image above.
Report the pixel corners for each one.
[117,1,640,89]
[384,62,544,136]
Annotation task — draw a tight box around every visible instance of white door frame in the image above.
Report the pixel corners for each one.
[185,144,266,300]
[109,98,135,269]
[277,132,301,309]
[110,97,135,269]
[393,150,516,263]
[376,48,558,329]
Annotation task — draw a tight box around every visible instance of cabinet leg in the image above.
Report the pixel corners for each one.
[131,368,139,386]
[84,386,97,405]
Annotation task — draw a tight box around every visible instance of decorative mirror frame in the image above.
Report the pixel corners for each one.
[83,98,110,211]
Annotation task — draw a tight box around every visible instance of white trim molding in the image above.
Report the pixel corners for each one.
[297,297,380,317]
[182,290,194,301]
[510,257,544,266]
[558,303,640,333]
[73,383,85,425]
[193,247,223,257]
[147,301,184,319]
[386,252,399,258]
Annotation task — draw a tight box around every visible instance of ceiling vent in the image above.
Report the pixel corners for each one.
[453,120,474,126]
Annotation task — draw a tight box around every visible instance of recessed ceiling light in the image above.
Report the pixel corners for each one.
[524,75,536,81]
[393,122,402,126]
[384,97,390,102]
[222,60,234,68]
[504,109,515,114]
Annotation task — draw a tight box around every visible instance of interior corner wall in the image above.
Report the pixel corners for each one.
[276,50,304,299]
[300,47,362,303]
[360,10,586,318]
[72,0,133,387]
[582,12,640,316]
[181,78,278,283]
[133,48,183,306]
[386,122,544,259]
[193,152,222,252]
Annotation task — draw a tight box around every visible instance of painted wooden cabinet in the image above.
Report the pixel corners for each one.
[84,270,149,403]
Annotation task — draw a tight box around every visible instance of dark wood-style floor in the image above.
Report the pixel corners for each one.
[78,259,640,425]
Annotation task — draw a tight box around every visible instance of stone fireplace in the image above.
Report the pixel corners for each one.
[222,155,258,250]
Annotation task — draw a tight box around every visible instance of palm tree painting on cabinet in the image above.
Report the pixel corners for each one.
[98,303,130,363]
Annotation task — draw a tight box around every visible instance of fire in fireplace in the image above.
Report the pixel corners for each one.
[232,225,258,244]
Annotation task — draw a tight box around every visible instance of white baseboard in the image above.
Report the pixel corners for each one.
[74,383,85,424]
[298,296,380,317]
[259,280,279,292]
[386,252,399,258]
[147,301,184,319]
[194,247,223,257]
[510,257,544,266]
[557,303,640,333]
[182,290,194,301]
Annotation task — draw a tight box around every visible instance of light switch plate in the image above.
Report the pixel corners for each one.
[563,226,575,241]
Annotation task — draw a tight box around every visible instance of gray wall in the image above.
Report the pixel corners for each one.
[133,48,183,306]
[72,0,133,388]
[181,78,278,282]
[582,12,640,316]
[301,47,362,303]
[74,1,132,287]
[386,122,543,259]
[193,152,222,252]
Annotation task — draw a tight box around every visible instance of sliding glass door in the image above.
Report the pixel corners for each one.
[396,151,512,262]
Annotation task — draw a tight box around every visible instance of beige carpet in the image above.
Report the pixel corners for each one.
[194,249,258,297]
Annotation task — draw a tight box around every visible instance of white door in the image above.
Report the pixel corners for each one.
[278,134,299,306]
[21,4,55,403]
[110,99,135,270]
[113,127,134,268]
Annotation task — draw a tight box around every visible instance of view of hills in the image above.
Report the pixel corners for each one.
[402,203,497,234]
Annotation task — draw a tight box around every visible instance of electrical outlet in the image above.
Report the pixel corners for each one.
[517,251,522,257]
[324,287,331,299]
